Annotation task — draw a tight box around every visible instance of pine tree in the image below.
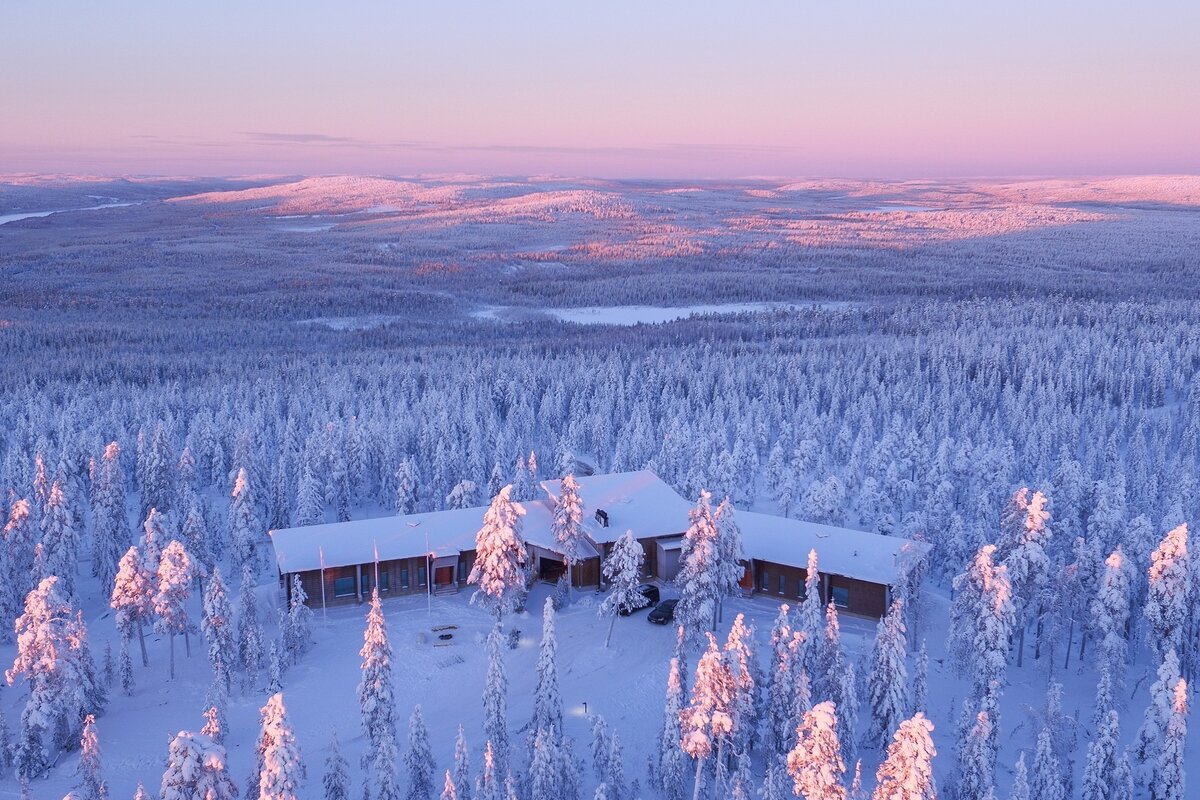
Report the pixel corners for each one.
[531,598,563,743]
[947,545,1015,703]
[1081,710,1120,800]
[439,771,457,800]
[139,508,170,577]
[295,460,325,526]
[111,546,153,667]
[712,497,746,624]
[179,500,212,576]
[2,499,38,626]
[1133,648,1181,772]
[1091,547,1133,684]
[467,486,528,622]
[764,605,795,755]
[872,713,936,800]
[482,626,510,778]
[814,602,845,703]
[285,574,313,663]
[201,567,236,695]
[552,474,587,598]
[598,531,649,647]
[867,599,909,747]
[452,726,471,800]
[1009,752,1030,800]
[606,732,627,800]
[394,460,417,516]
[257,693,305,800]
[997,488,1052,667]
[590,716,611,784]
[1144,524,1189,660]
[955,709,994,800]
[202,699,226,746]
[160,727,238,800]
[835,661,859,771]
[153,540,195,680]
[761,757,792,800]
[676,491,721,640]
[1030,727,1065,800]
[912,641,928,714]
[654,657,687,800]
[91,443,128,597]
[77,715,108,800]
[786,701,846,800]
[445,480,478,511]
[359,588,396,768]
[1150,678,1187,800]
[405,706,435,800]
[724,613,759,756]
[475,741,501,800]
[228,469,261,569]
[0,708,12,775]
[119,638,134,696]
[267,638,284,693]
[40,481,79,598]
[237,565,264,689]
[681,633,735,800]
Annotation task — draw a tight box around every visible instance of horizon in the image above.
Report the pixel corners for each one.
[4,1,1199,178]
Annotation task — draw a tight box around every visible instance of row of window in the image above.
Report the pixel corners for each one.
[329,561,471,599]
[756,570,850,608]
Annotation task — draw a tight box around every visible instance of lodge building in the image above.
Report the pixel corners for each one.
[268,470,929,619]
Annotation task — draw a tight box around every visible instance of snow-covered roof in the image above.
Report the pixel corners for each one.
[269,500,564,574]
[540,470,693,545]
[736,510,931,587]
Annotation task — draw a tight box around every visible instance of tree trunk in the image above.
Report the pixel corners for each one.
[1016,624,1026,668]
[136,620,149,667]
[184,629,191,658]
[567,562,573,603]
[168,633,176,680]
[1063,617,1074,670]
[712,742,725,800]
[605,615,617,649]
[691,755,705,800]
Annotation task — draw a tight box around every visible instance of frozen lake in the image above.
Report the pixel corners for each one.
[0,201,138,226]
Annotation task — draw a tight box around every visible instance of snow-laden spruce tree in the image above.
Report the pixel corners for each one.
[446,480,478,511]
[40,481,79,599]
[681,632,735,800]
[153,540,195,680]
[867,599,909,747]
[468,485,528,623]
[139,508,170,577]
[201,567,235,695]
[598,531,649,647]
[77,714,107,800]
[91,443,128,597]
[1009,752,1030,800]
[1132,647,1181,777]
[606,731,627,800]
[394,460,418,516]
[3,500,38,615]
[712,497,746,624]
[237,565,264,689]
[228,468,261,569]
[257,693,304,800]
[675,491,721,640]
[551,474,587,599]
[653,656,687,800]
[475,741,501,800]
[405,705,435,800]
[359,587,396,768]
[1030,727,1065,800]
[284,574,313,664]
[911,640,928,715]
[813,602,845,704]
[996,488,1052,666]
[786,701,846,800]
[324,731,351,800]
[374,729,402,800]
[591,716,610,783]
[528,728,559,800]
[111,546,153,667]
[482,626,510,778]
[452,725,471,800]
[530,597,563,743]
[724,613,759,756]
[439,771,457,800]
[294,461,325,527]
[764,605,795,755]
[1091,546,1133,685]
[795,550,825,687]
[179,499,212,577]
[160,726,238,800]
[1081,709,1119,800]
[1144,523,1189,660]
[947,545,1015,703]
[1151,677,1188,800]
[954,709,994,800]
[872,712,936,800]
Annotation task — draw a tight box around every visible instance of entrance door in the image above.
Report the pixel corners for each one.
[539,557,565,583]
[434,566,454,586]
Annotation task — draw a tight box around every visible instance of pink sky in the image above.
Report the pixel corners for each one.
[1,2,1197,178]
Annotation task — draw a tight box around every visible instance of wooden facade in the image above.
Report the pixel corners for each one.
[751,559,889,617]
[287,551,478,607]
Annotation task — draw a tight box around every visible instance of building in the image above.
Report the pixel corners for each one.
[268,469,928,618]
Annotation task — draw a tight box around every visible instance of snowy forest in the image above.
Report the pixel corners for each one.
[0,174,1198,800]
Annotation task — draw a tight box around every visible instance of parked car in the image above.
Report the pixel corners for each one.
[647,598,678,624]
[619,583,660,615]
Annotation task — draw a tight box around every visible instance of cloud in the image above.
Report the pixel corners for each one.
[241,132,364,145]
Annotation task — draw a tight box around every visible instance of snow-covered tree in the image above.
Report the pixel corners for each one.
[675,491,721,640]
[551,474,588,598]
[1081,709,1120,800]
[786,701,846,800]
[405,706,435,800]
[947,545,1015,702]
[284,574,313,664]
[237,565,264,689]
[445,480,478,511]
[955,708,995,800]
[160,725,238,800]
[475,741,501,800]
[439,771,457,800]
[111,546,153,667]
[324,731,351,800]
[653,656,687,800]
[359,588,396,767]
[373,730,402,800]
[3,499,38,617]
[228,468,261,569]
[40,481,79,598]
[872,713,936,800]
[91,443,128,597]
[530,598,563,743]
[912,640,928,714]
[598,531,649,647]
[712,497,746,623]
[868,599,909,747]
[452,726,471,800]
[1030,727,1065,800]
[724,613,759,756]
[77,715,108,800]
[467,486,528,622]
[1151,678,1188,800]
[1144,524,1189,659]
[257,693,305,800]
[795,550,825,688]
[153,540,195,680]
[681,633,735,800]
[482,626,510,778]
[201,567,235,695]
[394,460,417,516]
[294,461,325,527]
[1133,647,1182,780]
[1009,753,1030,800]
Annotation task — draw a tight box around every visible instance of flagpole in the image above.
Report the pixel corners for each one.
[373,539,380,593]
[426,530,432,615]
[319,546,327,620]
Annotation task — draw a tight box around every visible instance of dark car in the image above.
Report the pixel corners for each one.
[647,598,678,624]
[618,583,660,616]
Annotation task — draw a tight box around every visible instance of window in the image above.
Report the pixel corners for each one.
[334,576,356,598]
[400,568,410,590]
[418,565,427,586]
[758,569,768,592]
[363,569,390,594]
[832,586,850,609]
[777,575,786,595]
[458,560,468,582]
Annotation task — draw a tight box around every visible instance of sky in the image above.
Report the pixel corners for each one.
[1,1,1198,179]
